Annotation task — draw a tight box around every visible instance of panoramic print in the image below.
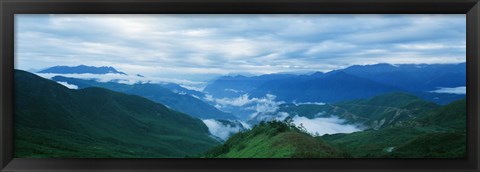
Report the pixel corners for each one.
[14,14,466,158]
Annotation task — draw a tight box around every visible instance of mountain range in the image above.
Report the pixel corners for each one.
[249,71,400,103]
[15,70,219,158]
[205,63,466,105]
[341,63,466,92]
[16,62,467,158]
[51,76,236,120]
[204,74,295,98]
[38,65,127,75]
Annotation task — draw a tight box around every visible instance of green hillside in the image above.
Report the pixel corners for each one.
[413,98,466,131]
[334,92,440,129]
[251,92,440,130]
[388,132,466,158]
[207,95,465,158]
[14,70,220,158]
[203,120,340,158]
[321,98,466,158]
[14,69,466,158]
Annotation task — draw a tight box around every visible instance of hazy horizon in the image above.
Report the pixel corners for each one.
[15,14,466,83]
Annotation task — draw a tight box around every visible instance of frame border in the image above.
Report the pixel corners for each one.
[1,0,479,171]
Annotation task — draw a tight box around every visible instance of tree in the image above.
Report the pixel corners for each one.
[283,116,295,128]
[298,123,308,134]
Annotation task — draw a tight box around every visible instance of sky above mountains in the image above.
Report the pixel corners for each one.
[15,14,466,82]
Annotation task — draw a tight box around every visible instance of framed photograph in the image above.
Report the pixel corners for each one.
[1,0,479,171]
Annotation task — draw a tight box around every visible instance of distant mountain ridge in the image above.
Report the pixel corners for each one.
[38,65,127,75]
[204,62,466,105]
[160,83,205,99]
[52,76,236,120]
[204,74,295,98]
[341,63,466,92]
[249,71,400,103]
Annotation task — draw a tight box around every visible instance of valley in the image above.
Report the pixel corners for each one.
[16,62,467,158]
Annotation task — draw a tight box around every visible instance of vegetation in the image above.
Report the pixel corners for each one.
[203,119,340,158]
[333,92,440,129]
[252,92,441,130]
[320,98,466,158]
[205,97,466,158]
[15,70,220,158]
[15,69,466,158]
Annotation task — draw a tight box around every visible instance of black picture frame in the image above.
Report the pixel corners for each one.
[1,0,479,171]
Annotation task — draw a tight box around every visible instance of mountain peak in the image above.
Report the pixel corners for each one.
[310,71,325,77]
[203,120,339,158]
[346,63,397,70]
[38,65,127,75]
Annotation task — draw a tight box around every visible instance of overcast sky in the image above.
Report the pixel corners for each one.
[15,14,466,82]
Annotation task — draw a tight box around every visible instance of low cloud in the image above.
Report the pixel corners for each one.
[293,101,326,106]
[211,94,284,119]
[204,94,215,102]
[36,72,205,87]
[214,94,252,107]
[57,81,78,89]
[179,84,205,92]
[225,88,241,93]
[202,119,246,140]
[246,95,284,118]
[213,94,284,110]
[254,111,290,122]
[430,86,466,94]
[251,111,362,136]
[292,115,361,136]
[190,94,201,100]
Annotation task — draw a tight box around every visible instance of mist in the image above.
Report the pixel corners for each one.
[202,119,247,140]
[56,81,78,89]
[292,115,361,136]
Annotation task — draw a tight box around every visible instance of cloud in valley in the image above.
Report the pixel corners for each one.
[37,72,207,88]
[213,94,283,112]
[430,86,466,94]
[251,111,362,136]
[293,101,326,106]
[207,94,285,120]
[57,81,78,89]
[202,119,247,140]
[291,115,361,136]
